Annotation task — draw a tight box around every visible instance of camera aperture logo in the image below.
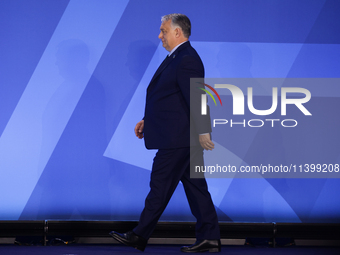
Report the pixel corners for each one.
[199,80,312,128]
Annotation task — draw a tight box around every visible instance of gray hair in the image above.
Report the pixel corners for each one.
[161,13,191,38]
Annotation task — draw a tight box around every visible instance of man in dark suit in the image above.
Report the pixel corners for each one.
[110,13,220,253]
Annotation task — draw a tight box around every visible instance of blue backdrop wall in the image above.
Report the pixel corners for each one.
[0,0,339,223]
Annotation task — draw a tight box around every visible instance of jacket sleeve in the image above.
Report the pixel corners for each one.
[177,55,212,135]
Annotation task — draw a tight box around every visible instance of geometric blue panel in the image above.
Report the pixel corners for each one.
[0,0,129,220]
[1,0,340,223]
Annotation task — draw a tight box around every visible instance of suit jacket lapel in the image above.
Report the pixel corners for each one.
[149,55,171,86]
[147,42,191,93]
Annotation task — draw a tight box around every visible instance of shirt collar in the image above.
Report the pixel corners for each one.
[168,41,188,57]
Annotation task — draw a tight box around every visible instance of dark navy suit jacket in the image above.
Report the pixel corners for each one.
[143,41,211,149]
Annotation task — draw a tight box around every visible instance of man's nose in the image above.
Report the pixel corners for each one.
[158,32,162,39]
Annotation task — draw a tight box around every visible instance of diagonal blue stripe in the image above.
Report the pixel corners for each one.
[0,0,129,220]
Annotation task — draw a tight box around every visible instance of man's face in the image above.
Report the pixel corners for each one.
[158,20,177,52]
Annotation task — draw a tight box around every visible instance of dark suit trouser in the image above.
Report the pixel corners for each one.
[133,146,220,240]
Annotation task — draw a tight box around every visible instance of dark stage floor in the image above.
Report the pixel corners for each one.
[1,244,340,255]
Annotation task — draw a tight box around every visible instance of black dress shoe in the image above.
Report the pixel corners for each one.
[181,239,221,253]
[109,230,147,251]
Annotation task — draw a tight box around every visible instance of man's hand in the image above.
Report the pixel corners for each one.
[134,120,144,139]
[199,133,214,151]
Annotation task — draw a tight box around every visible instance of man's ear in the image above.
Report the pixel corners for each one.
[175,27,181,38]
